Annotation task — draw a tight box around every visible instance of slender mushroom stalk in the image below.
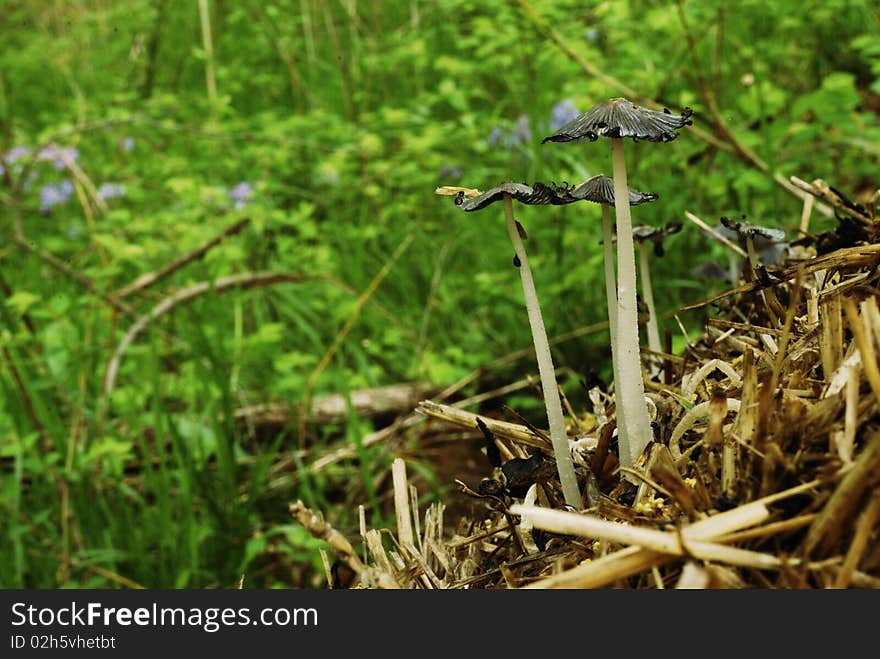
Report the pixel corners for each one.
[543,97,693,467]
[609,138,651,466]
[569,174,658,439]
[501,194,581,507]
[638,238,661,354]
[439,181,583,508]
[601,203,619,386]
[632,222,683,358]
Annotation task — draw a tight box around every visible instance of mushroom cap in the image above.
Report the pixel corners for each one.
[568,174,658,206]
[542,97,693,144]
[632,221,683,256]
[719,215,785,242]
[455,181,569,211]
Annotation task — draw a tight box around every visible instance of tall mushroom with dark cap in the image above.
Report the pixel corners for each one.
[631,221,683,357]
[543,98,693,468]
[567,175,658,434]
[436,181,583,508]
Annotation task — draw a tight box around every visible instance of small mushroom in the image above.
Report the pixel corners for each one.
[718,215,786,277]
[542,98,693,468]
[439,181,582,508]
[631,222,683,356]
[719,215,786,320]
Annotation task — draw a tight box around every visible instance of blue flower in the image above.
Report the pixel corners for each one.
[229,181,253,209]
[550,99,580,131]
[514,114,532,145]
[39,180,74,212]
[97,182,126,201]
[439,164,463,180]
[121,137,135,152]
[487,115,532,149]
[6,146,29,163]
[37,145,79,170]
[585,28,599,42]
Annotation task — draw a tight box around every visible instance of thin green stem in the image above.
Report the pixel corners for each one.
[503,195,581,508]
[610,139,653,468]
[601,204,624,434]
[197,0,218,104]
[639,243,662,354]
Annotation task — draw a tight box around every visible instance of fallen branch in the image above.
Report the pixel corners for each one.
[116,217,252,298]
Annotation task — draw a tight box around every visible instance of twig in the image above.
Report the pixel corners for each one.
[681,243,880,311]
[116,217,251,298]
[789,176,873,225]
[843,297,880,404]
[833,491,880,588]
[802,429,880,557]
[683,211,748,258]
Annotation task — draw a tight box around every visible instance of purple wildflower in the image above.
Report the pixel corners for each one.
[6,146,29,163]
[230,181,253,209]
[439,164,463,180]
[514,114,532,145]
[550,100,580,131]
[487,115,533,149]
[585,28,599,42]
[37,145,79,170]
[39,180,74,212]
[97,182,126,201]
[122,137,135,152]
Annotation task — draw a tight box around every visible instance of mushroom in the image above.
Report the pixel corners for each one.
[567,174,658,433]
[719,215,787,322]
[543,98,693,468]
[718,215,786,277]
[438,181,583,508]
[631,221,683,357]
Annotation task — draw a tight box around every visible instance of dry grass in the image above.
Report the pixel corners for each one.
[293,215,880,589]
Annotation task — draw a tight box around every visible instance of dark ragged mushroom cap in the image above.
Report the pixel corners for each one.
[719,215,785,242]
[454,181,572,211]
[542,97,693,144]
[632,221,683,257]
[568,174,658,206]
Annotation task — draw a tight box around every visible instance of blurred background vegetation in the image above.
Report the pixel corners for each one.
[1,0,878,588]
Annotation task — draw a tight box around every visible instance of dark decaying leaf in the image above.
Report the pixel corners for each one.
[569,174,658,206]
[476,417,502,468]
[719,215,785,242]
[542,97,694,144]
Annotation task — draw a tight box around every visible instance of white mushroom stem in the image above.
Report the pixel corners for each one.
[610,138,654,468]
[638,241,662,355]
[503,194,582,508]
[601,204,624,434]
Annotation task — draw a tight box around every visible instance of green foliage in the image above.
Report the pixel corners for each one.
[0,0,878,588]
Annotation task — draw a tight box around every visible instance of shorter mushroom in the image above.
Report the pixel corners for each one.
[631,221,683,357]
[718,215,786,278]
[438,181,583,508]
[719,215,786,321]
